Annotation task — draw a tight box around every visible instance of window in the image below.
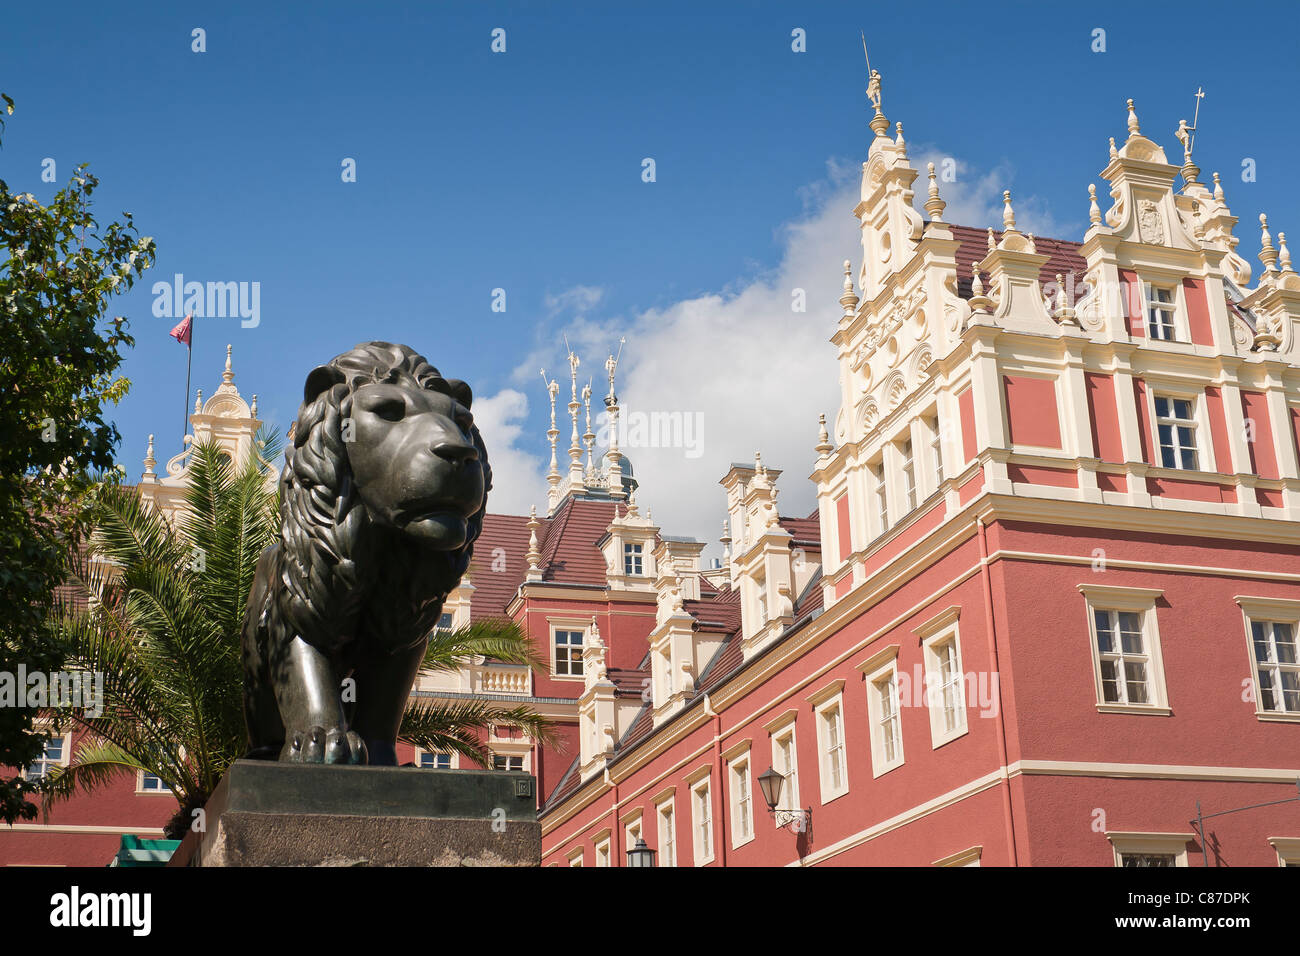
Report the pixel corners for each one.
[1236,598,1300,721]
[491,754,524,772]
[868,669,904,776]
[755,576,767,627]
[900,438,917,511]
[921,614,968,747]
[568,848,584,867]
[436,611,454,631]
[657,799,676,868]
[553,628,584,677]
[1107,832,1191,867]
[623,542,643,576]
[22,734,69,782]
[771,725,801,822]
[928,415,944,491]
[1268,837,1300,867]
[418,750,452,769]
[1145,284,1179,341]
[624,812,643,854]
[138,771,168,792]
[808,684,849,801]
[594,833,611,867]
[1154,395,1198,471]
[873,461,889,533]
[691,776,714,864]
[728,752,754,848]
[1251,620,1300,715]
[1094,610,1150,704]
[1080,585,1169,713]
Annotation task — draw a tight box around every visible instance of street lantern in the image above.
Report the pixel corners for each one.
[757,766,785,812]
[626,837,656,867]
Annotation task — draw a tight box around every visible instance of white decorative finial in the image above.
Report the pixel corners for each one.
[815,413,832,458]
[839,259,859,314]
[194,388,203,414]
[894,121,905,151]
[1280,233,1293,273]
[143,434,156,475]
[1126,98,1140,138]
[541,369,560,489]
[251,394,258,417]
[1109,136,1118,160]
[987,227,996,253]
[582,380,596,478]
[223,343,234,384]
[971,263,984,298]
[925,162,946,222]
[1088,184,1101,226]
[1002,190,1016,231]
[526,505,542,580]
[1260,214,1279,273]
[1213,172,1224,202]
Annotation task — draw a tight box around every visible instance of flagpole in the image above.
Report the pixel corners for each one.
[182,319,193,450]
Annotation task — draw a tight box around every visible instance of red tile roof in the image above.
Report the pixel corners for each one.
[778,515,821,549]
[469,512,538,620]
[949,224,1088,300]
[538,497,619,586]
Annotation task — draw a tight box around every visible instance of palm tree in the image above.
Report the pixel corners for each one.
[44,432,554,838]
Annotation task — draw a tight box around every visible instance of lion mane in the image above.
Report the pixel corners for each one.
[269,341,491,653]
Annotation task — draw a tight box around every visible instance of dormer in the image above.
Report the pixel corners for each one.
[648,567,696,726]
[722,455,796,659]
[600,494,658,591]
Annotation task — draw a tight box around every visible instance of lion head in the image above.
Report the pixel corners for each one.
[273,341,491,649]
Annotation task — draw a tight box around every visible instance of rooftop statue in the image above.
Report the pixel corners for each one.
[241,342,490,764]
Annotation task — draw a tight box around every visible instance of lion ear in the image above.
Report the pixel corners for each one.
[445,379,473,409]
[304,365,345,403]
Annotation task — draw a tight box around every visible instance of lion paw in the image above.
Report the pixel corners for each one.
[282,726,368,765]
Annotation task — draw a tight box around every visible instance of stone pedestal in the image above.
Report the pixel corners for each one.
[169,760,540,867]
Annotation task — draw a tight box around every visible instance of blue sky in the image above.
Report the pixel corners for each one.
[3,1,1297,541]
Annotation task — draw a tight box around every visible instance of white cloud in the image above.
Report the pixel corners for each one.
[471,387,546,517]
[481,150,1066,550]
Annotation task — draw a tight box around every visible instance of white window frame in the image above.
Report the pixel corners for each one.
[623,809,643,855]
[687,769,714,865]
[872,458,889,535]
[1268,837,1300,866]
[927,413,944,495]
[768,717,802,823]
[807,680,849,803]
[1152,392,1200,471]
[656,794,677,868]
[135,769,170,794]
[415,747,457,770]
[916,606,968,748]
[593,831,612,867]
[1235,596,1300,722]
[1107,831,1192,867]
[623,542,644,576]
[489,751,527,772]
[863,658,905,777]
[549,619,588,680]
[899,435,917,513]
[22,731,71,783]
[725,747,754,849]
[1079,585,1170,715]
[1143,281,1183,342]
[567,847,584,867]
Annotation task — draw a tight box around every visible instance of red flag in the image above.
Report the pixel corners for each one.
[169,314,193,347]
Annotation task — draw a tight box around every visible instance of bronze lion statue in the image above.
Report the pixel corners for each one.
[241,342,490,764]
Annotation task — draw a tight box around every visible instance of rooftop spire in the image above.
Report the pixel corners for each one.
[1126,98,1141,139]
[925,162,946,222]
